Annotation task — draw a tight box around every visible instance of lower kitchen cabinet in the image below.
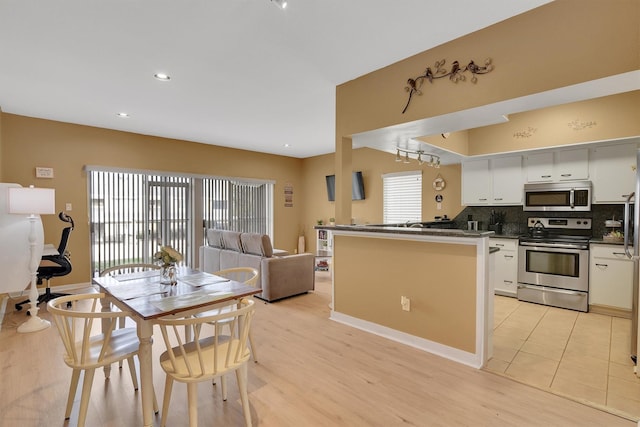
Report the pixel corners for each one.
[589,244,633,314]
[490,238,518,297]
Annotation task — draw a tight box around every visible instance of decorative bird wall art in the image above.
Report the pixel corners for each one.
[402,58,494,114]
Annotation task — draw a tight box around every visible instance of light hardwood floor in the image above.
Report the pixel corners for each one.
[0,272,636,426]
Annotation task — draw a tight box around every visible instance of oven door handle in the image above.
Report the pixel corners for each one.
[519,242,587,250]
[569,189,575,209]
[517,284,585,296]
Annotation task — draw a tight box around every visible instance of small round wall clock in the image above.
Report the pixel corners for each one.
[432,176,446,191]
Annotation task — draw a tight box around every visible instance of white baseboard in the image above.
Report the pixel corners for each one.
[0,296,8,333]
[330,310,482,369]
[8,282,94,300]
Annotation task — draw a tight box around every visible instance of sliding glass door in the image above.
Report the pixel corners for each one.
[88,167,273,275]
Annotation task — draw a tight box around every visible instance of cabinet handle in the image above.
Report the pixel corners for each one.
[504,255,514,259]
[541,175,552,178]
[478,198,488,201]
[561,173,572,177]
[622,194,630,198]
[495,244,504,247]
[613,252,625,256]
[504,280,513,284]
[595,263,608,268]
[494,198,503,201]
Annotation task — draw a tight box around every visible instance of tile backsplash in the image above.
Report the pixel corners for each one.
[452,204,628,238]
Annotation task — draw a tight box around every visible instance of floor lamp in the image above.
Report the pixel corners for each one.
[8,185,56,333]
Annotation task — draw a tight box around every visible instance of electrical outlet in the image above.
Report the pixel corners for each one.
[65,203,72,211]
[401,296,411,311]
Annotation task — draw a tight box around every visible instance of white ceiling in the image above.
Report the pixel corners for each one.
[0,0,556,158]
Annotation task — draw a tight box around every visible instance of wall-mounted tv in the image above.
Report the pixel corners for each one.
[326,171,365,201]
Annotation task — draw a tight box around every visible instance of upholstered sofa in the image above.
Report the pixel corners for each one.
[199,229,315,302]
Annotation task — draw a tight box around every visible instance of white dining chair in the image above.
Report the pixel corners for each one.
[48,293,149,427]
[156,298,256,427]
[196,267,260,362]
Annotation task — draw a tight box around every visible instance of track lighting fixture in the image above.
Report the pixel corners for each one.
[394,146,441,168]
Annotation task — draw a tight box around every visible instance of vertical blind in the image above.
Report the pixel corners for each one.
[203,179,272,235]
[88,168,273,275]
[382,171,422,223]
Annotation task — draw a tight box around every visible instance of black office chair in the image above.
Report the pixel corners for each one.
[16,212,74,311]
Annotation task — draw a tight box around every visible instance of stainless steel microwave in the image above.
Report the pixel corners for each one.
[523,181,592,212]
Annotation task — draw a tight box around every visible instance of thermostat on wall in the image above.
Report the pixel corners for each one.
[35,167,54,178]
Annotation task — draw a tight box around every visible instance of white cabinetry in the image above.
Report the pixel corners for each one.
[462,159,490,205]
[526,152,553,182]
[591,143,637,203]
[555,148,589,181]
[492,156,524,204]
[589,244,633,313]
[526,148,589,182]
[490,238,518,297]
[462,156,523,205]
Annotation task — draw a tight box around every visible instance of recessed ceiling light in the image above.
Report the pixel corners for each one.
[271,0,287,9]
[116,112,130,118]
[154,73,171,81]
[283,143,291,148]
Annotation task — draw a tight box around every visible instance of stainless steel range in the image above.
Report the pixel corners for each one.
[517,217,592,312]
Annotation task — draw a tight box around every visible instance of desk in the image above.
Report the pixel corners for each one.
[93,268,261,427]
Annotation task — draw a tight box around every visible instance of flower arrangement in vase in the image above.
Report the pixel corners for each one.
[154,245,183,285]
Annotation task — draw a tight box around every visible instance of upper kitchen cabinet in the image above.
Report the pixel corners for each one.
[462,159,490,205]
[526,148,589,182]
[462,156,523,206]
[591,143,637,203]
[492,156,524,204]
[525,152,553,182]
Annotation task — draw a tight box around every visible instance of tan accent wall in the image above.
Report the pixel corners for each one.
[468,91,640,156]
[333,234,477,353]
[301,148,464,252]
[336,1,639,139]
[0,114,305,285]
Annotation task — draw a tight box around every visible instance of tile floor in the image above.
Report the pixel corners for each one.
[485,296,640,419]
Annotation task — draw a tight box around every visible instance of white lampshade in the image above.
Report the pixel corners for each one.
[8,186,56,215]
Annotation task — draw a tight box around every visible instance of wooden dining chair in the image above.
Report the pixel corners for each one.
[196,267,260,362]
[47,293,147,427]
[156,298,256,427]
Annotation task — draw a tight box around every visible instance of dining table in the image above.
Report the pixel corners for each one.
[93,266,261,427]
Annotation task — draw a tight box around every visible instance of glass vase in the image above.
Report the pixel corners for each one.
[160,263,178,285]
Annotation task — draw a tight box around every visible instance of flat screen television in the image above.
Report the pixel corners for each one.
[326,171,365,201]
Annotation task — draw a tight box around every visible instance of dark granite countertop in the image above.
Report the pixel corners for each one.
[489,233,522,240]
[315,224,494,238]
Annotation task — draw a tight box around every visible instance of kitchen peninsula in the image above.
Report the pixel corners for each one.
[320,225,494,368]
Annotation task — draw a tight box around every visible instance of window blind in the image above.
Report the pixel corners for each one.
[88,168,273,275]
[382,171,422,223]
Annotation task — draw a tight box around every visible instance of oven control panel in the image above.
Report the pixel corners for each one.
[527,217,591,229]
